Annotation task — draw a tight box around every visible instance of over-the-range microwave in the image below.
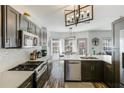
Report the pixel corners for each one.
[18,30,39,48]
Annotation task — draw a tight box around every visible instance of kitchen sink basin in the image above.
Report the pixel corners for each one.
[80,57,98,59]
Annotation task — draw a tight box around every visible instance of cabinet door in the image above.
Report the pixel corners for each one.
[93,61,104,81]
[104,62,113,87]
[20,15,30,32]
[82,61,92,81]
[42,27,47,45]
[36,26,41,45]
[30,22,36,34]
[2,6,19,48]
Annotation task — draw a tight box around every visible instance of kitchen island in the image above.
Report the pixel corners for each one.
[61,55,111,64]
[0,71,33,88]
[63,55,113,87]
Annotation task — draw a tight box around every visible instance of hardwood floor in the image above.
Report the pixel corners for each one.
[44,60,64,88]
[44,60,108,88]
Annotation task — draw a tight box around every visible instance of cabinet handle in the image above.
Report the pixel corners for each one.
[91,66,92,71]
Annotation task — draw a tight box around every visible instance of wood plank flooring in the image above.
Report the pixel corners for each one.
[44,60,108,88]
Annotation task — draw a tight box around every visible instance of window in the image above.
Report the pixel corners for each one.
[52,39,60,54]
[103,37,112,55]
[77,38,87,55]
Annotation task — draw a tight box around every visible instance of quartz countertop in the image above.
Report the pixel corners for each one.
[0,71,33,88]
[61,55,112,64]
[61,55,102,61]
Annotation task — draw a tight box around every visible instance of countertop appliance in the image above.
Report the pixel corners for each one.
[9,61,47,88]
[30,50,37,60]
[65,60,81,81]
[41,50,47,57]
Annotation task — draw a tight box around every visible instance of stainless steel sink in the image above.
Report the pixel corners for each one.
[80,57,97,59]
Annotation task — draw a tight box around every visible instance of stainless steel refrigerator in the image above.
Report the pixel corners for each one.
[112,17,124,87]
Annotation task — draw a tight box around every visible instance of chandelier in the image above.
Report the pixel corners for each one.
[64,5,93,26]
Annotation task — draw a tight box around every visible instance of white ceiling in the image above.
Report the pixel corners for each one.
[12,5,124,32]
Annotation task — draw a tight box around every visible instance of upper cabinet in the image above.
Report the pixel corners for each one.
[0,5,47,48]
[36,26,42,45]
[30,22,36,35]
[1,5,20,48]
[19,15,30,32]
[42,27,47,45]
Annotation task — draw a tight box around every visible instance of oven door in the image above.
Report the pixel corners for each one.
[36,65,48,88]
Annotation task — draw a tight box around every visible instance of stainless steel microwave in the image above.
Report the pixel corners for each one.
[18,30,39,48]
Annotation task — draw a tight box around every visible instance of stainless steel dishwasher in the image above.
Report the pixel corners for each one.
[65,60,81,81]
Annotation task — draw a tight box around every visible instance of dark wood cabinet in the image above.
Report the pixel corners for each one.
[104,62,113,87]
[82,61,93,81]
[1,5,47,48]
[82,61,103,81]
[1,5,20,48]
[30,22,36,35]
[93,61,104,81]
[20,15,30,32]
[36,26,42,45]
[19,74,33,88]
[42,27,47,45]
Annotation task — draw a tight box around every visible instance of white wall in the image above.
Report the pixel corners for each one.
[50,31,89,55]
[89,30,112,55]
[0,47,41,72]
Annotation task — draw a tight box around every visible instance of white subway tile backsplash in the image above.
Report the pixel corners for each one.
[0,47,41,72]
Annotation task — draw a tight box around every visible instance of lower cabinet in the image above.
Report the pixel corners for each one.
[82,61,104,81]
[104,62,113,87]
[19,74,33,88]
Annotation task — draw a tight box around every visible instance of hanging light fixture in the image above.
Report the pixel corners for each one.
[64,5,93,26]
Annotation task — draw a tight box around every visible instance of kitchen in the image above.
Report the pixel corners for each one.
[0,5,124,88]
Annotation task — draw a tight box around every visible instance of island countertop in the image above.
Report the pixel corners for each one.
[60,55,112,64]
[0,71,33,88]
[61,55,101,61]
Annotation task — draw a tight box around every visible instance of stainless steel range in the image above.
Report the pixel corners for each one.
[9,61,48,88]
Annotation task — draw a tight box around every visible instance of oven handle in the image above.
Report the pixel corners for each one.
[36,65,47,80]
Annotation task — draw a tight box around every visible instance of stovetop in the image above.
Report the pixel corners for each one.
[9,61,44,71]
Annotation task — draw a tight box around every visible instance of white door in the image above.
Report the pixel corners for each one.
[52,39,60,60]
